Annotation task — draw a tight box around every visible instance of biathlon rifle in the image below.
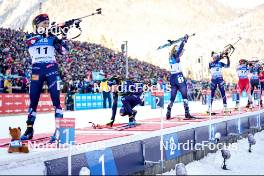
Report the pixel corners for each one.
[157,33,195,50]
[220,37,241,58]
[49,8,102,39]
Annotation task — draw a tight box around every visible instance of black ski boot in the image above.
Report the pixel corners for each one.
[106,120,114,127]
[246,101,250,108]
[249,101,253,110]
[234,102,239,110]
[128,110,137,126]
[21,126,34,140]
[166,107,172,120]
[185,113,195,119]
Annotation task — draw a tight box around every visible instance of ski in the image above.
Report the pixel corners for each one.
[89,122,111,129]
[88,121,126,129]
[229,107,254,112]
[182,117,207,120]
[244,107,254,112]
[88,121,141,131]
[114,123,141,131]
[205,112,221,116]
[157,33,195,50]
[168,116,206,121]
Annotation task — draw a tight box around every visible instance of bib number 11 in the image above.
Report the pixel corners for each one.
[36,47,48,55]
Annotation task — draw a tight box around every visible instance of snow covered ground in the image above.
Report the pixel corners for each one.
[0,97,249,139]
[163,130,264,175]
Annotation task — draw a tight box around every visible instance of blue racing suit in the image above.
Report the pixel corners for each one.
[25,34,69,126]
[249,64,261,95]
[119,80,144,117]
[167,40,190,115]
[209,55,230,107]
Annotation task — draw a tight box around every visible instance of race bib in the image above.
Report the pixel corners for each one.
[28,45,56,63]
[28,37,56,64]
[237,69,248,78]
[177,76,184,84]
[210,67,222,77]
[10,140,22,148]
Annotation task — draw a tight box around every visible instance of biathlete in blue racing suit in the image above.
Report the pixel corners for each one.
[21,14,69,141]
[166,34,195,120]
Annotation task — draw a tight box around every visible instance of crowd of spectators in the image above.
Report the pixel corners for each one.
[0,28,31,93]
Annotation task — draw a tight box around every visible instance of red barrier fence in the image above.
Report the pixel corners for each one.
[0,94,65,115]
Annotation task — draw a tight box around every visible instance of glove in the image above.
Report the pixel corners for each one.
[183,34,189,43]
[64,19,75,27]
[168,40,173,44]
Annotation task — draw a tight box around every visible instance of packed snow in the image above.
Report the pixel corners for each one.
[0,97,249,139]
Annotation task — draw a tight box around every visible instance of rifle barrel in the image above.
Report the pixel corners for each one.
[78,9,102,19]
[232,37,241,46]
